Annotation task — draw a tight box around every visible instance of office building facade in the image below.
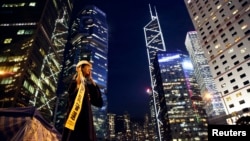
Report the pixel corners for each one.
[0,0,69,122]
[184,0,250,124]
[185,31,225,118]
[156,52,208,141]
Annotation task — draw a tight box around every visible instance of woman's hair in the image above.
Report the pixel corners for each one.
[75,64,89,88]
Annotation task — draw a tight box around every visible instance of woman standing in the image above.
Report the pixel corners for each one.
[61,60,103,141]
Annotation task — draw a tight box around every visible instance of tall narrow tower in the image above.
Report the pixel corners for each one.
[143,4,166,141]
[156,52,208,141]
[185,31,226,118]
[55,5,108,139]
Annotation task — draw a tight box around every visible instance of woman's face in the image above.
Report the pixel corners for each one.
[81,65,91,77]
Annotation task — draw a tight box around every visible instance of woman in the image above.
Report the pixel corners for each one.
[61,60,103,141]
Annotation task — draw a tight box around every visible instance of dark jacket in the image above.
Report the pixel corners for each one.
[61,78,103,141]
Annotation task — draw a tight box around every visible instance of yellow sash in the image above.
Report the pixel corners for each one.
[65,80,85,130]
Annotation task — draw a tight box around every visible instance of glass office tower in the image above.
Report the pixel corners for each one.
[0,0,68,122]
[157,52,208,141]
[55,5,108,139]
[185,31,225,118]
[143,5,167,141]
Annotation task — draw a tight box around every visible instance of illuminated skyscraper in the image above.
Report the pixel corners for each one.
[55,5,108,139]
[107,113,116,141]
[156,52,208,141]
[0,0,70,122]
[185,31,225,118]
[143,4,166,141]
[184,0,250,124]
[144,4,209,140]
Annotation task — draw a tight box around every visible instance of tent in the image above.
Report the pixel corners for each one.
[0,106,61,141]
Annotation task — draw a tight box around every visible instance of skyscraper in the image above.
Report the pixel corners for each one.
[144,4,209,140]
[184,0,250,124]
[156,52,208,141]
[0,0,69,122]
[106,113,116,141]
[143,4,167,141]
[55,5,108,139]
[185,31,225,118]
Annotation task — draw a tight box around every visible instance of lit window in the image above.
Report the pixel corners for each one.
[189,118,194,122]
[17,30,25,35]
[215,44,220,49]
[236,92,242,97]
[232,9,238,15]
[29,2,36,7]
[217,5,222,9]
[245,6,250,12]
[240,48,247,53]
[234,37,240,42]
[218,49,223,54]
[226,97,231,101]
[226,43,231,48]
[241,24,248,30]
[228,48,234,53]
[4,38,12,44]
[194,15,199,21]
[221,83,226,88]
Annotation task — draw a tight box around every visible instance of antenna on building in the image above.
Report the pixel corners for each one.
[149,4,158,20]
[154,5,158,18]
[149,4,153,20]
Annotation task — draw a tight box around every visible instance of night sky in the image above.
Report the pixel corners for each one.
[82,0,195,119]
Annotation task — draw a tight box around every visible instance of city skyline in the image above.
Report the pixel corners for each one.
[88,0,195,118]
[1,0,249,140]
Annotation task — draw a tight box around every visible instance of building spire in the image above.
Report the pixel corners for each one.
[149,4,153,20]
[154,5,158,18]
[149,4,158,20]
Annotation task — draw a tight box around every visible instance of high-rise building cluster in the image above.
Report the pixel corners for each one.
[144,4,208,141]
[0,0,70,122]
[106,112,156,141]
[0,0,249,141]
[143,0,250,140]
[184,0,250,124]
[0,0,108,140]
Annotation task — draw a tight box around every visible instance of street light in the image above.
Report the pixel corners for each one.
[204,92,233,124]
[204,92,227,113]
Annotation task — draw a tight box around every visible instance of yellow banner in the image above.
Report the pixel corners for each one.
[64,83,85,130]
